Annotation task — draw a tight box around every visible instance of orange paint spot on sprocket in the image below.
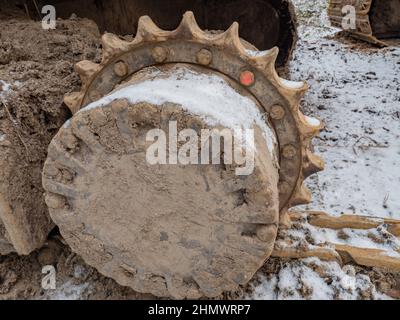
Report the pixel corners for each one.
[240,70,255,86]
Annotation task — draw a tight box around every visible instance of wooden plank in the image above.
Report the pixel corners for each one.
[290,211,400,237]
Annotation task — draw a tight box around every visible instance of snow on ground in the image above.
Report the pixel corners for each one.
[281,214,400,257]
[43,280,90,300]
[0,80,12,98]
[42,265,90,300]
[0,79,21,145]
[249,0,399,300]
[289,0,400,219]
[251,258,391,300]
[0,80,21,100]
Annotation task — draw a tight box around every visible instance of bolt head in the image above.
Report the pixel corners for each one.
[45,193,66,209]
[196,49,212,65]
[270,105,285,120]
[114,61,129,77]
[151,46,168,63]
[282,145,297,159]
[43,163,60,178]
[62,170,74,182]
[89,90,102,102]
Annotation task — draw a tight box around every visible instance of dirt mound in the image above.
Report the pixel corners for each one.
[0,235,154,300]
[0,10,101,254]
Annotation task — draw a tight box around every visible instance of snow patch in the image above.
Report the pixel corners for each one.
[304,146,400,218]
[304,115,321,127]
[43,281,89,300]
[0,80,22,100]
[283,218,400,257]
[245,49,271,58]
[249,258,392,300]
[0,80,11,96]
[279,78,305,89]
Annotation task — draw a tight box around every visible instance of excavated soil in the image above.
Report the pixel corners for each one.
[0,7,101,254]
[0,235,153,300]
[0,7,143,300]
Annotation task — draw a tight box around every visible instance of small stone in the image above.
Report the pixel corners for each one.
[37,240,62,266]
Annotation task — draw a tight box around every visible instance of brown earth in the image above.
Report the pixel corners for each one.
[0,235,153,300]
[0,7,101,254]
[0,7,147,300]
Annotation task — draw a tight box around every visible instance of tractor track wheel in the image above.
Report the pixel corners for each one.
[43,11,324,298]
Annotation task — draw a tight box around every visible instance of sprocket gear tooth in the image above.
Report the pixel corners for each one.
[136,15,170,42]
[173,11,207,41]
[64,92,84,114]
[74,60,101,86]
[247,47,279,70]
[215,22,246,55]
[297,111,324,139]
[101,33,132,64]
[264,64,308,108]
[303,150,325,178]
[290,184,312,207]
[279,79,308,106]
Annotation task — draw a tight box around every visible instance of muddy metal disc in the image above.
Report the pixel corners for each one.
[43,64,280,298]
